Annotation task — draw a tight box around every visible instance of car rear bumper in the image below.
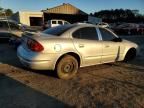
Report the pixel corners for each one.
[17,46,57,70]
[18,55,54,70]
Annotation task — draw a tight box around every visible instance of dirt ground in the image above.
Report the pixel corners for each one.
[0,36,144,108]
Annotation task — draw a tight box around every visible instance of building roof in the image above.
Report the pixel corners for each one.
[42,3,88,15]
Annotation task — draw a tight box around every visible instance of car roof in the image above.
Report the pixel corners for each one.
[73,23,97,27]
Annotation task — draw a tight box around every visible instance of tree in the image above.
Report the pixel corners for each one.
[0,7,13,16]
[5,9,13,16]
[93,9,144,23]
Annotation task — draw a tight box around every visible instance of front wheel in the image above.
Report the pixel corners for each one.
[56,55,78,80]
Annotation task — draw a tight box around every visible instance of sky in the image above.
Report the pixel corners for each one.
[0,0,144,14]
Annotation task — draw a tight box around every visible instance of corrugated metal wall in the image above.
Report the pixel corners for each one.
[44,13,88,23]
[43,3,88,23]
[44,3,87,15]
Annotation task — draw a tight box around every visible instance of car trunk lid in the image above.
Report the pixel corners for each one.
[21,31,60,52]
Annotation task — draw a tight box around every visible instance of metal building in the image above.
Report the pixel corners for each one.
[11,11,43,26]
[42,3,88,23]
[11,3,101,26]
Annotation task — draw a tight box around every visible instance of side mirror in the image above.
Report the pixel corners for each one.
[112,37,122,42]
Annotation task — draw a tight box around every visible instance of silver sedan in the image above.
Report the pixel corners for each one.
[17,24,139,79]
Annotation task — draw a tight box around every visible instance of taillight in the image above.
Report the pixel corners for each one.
[27,39,44,52]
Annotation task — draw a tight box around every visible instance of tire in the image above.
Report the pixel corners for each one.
[56,55,78,80]
[124,49,136,62]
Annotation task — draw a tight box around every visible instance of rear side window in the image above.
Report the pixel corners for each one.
[99,28,116,41]
[43,25,74,36]
[72,27,98,40]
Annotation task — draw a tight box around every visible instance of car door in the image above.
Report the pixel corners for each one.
[72,27,102,67]
[98,27,123,63]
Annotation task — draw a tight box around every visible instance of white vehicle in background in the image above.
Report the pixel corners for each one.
[97,22,109,28]
[43,19,70,30]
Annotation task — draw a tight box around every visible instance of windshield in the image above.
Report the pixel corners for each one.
[43,25,74,36]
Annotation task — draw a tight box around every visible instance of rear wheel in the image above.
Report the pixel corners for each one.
[124,48,136,62]
[56,55,78,80]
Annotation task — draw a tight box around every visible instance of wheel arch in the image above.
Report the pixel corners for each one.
[55,52,81,69]
[123,47,137,61]
[125,47,137,56]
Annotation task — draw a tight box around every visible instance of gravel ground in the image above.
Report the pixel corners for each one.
[0,36,144,108]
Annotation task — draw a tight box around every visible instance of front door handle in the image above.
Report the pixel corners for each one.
[79,44,84,48]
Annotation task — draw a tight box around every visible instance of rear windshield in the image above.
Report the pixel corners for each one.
[43,25,74,36]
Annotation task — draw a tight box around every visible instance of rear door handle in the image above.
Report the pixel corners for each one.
[105,45,110,48]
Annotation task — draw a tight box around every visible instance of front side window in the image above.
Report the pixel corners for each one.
[72,27,98,40]
[99,28,116,41]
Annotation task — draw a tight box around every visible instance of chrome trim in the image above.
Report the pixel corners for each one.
[96,27,102,40]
